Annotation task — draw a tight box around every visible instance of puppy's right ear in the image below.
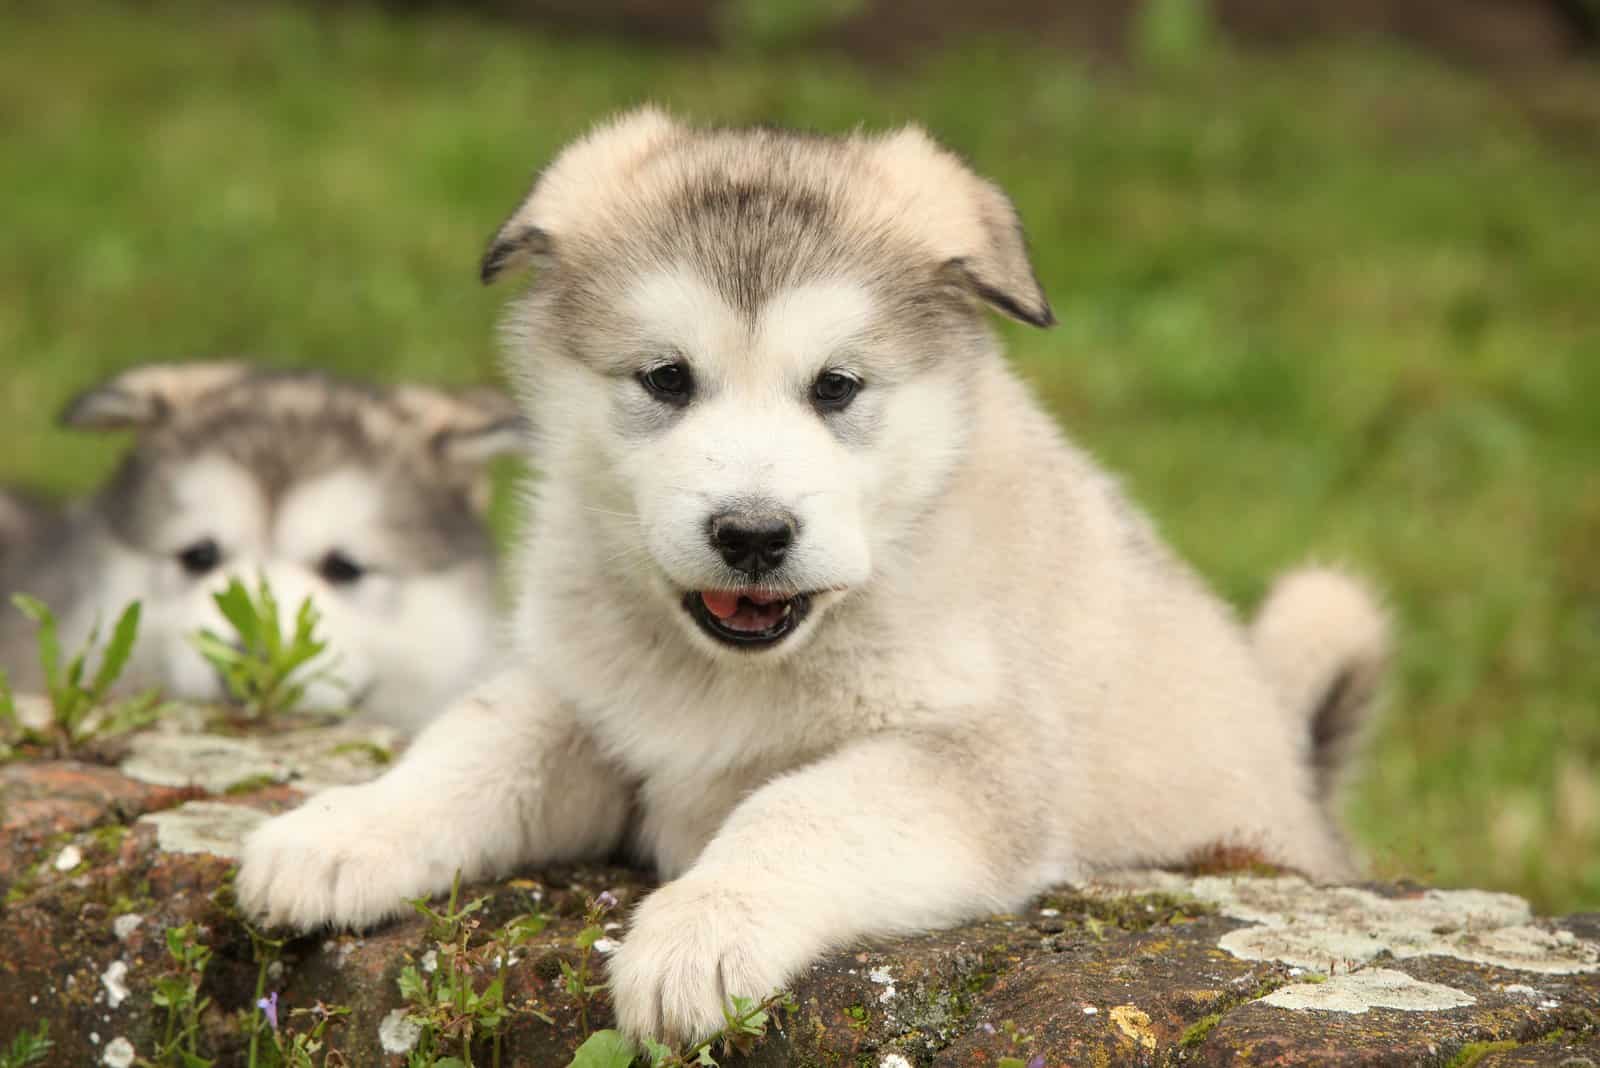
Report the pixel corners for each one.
[60,361,251,431]
[479,106,681,285]
[479,224,553,285]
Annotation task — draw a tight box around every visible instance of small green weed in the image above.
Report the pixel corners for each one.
[571,990,797,1068]
[0,1022,53,1068]
[991,1020,1043,1068]
[1179,1012,1221,1048]
[245,975,351,1068]
[141,923,214,1068]
[248,997,351,1068]
[1445,1040,1521,1068]
[1,594,166,757]
[560,891,618,1039]
[398,873,551,1068]
[190,576,336,719]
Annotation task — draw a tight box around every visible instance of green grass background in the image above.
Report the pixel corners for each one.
[2,4,1596,911]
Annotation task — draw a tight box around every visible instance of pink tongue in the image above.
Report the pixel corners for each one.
[702,590,741,619]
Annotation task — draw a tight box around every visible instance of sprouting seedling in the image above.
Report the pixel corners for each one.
[3,594,166,756]
[0,1021,54,1068]
[190,576,339,719]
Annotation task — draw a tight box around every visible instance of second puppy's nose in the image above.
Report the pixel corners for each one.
[709,512,796,575]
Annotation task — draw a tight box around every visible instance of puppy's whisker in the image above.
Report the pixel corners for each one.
[581,505,643,522]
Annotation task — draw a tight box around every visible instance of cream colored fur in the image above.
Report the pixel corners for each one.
[237,110,1388,1044]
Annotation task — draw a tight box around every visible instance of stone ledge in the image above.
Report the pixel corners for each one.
[1,719,1596,1066]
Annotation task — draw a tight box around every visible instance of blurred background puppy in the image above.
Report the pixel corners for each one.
[0,362,522,730]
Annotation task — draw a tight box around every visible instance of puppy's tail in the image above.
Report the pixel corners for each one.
[1250,565,1390,802]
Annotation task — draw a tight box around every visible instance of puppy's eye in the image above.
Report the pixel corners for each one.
[176,538,221,576]
[319,550,366,585]
[638,362,694,406]
[811,371,860,412]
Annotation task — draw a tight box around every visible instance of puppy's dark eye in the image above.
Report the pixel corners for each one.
[319,550,366,585]
[176,538,221,576]
[638,362,694,406]
[811,371,860,412]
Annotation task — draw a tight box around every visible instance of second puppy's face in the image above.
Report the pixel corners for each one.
[63,364,522,725]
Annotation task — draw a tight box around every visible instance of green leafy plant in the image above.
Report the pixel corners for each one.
[569,991,796,1068]
[0,1022,53,1068]
[398,873,551,1068]
[245,989,350,1068]
[142,923,214,1068]
[190,576,335,719]
[1,594,165,757]
[560,892,617,1039]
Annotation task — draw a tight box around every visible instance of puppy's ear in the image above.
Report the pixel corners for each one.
[60,361,252,431]
[394,385,529,465]
[941,179,1055,329]
[479,105,682,285]
[876,127,1055,329]
[480,224,553,285]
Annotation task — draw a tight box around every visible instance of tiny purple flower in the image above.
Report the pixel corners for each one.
[1026,1055,1046,1068]
[979,1022,996,1035]
[256,992,279,1031]
[595,890,619,911]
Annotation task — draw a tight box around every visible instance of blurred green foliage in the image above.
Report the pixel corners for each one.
[0,3,1596,910]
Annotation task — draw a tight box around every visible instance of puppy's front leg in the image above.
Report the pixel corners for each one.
[608,731,1048,1044]
[237,668,631,931]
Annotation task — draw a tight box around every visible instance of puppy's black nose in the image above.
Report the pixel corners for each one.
[709,511,796,575]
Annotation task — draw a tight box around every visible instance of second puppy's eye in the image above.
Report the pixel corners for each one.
[319,550,366,586]
[811,371,861,412]
[176,538,221,576]
[638,362,694,405]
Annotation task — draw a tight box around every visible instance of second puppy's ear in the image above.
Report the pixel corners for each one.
[480,224,553,285]
[60,361,252,431]
[393,385,529,465]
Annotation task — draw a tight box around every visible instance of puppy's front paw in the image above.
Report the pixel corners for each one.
[235,784,454,931]
[607,876,807,1046]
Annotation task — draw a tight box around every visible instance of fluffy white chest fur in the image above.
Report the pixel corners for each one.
[237,109,1388,1045]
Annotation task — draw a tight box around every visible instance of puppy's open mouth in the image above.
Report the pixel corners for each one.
[683,589,812,648]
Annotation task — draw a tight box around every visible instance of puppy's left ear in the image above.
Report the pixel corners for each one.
[943,178,1056,329]
[60,361,253,431]
[876,126,1055,329]
[394,385,529,465]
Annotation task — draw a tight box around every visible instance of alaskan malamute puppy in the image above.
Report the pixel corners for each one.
[239,110,1388,1042]
[0,362,521,730]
